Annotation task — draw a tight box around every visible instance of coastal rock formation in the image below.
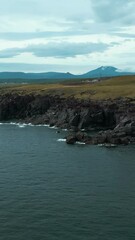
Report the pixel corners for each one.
[0,93,135,145]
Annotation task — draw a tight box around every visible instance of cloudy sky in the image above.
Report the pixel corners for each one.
[0,0,134,73]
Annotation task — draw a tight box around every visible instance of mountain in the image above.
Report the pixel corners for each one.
[0,71,75,80]
[79,66,134,79]
[0,66,134,83]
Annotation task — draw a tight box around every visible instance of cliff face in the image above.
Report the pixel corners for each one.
[0,93,116,128]
[0,93,135,145]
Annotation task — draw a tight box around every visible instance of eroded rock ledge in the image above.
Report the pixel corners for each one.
[0,93,135,145]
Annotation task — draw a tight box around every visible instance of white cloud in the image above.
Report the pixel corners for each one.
[0,0,134,72]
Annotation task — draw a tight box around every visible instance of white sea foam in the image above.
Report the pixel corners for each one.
[62,128,68,131]
[0,122,61,131]
[32,124,49,127]
[57,138,66,142]
[42,124,50,127]
[18,124,25,128]
[0,122,17,126]
[49,126,58,129]
[0,122,50,127]
[76,141,86,145]
[9,122,17,125]
[26,123,33,126]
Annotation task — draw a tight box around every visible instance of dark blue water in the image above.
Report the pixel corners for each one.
[0,123,135,240]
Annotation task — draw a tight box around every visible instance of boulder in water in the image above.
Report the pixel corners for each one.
[66,135,76,144]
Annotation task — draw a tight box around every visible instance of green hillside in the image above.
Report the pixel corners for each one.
[0,75,135,100]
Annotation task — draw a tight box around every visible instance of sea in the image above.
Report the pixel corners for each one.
[0,122,135,240]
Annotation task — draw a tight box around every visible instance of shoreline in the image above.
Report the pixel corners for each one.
[0,92,135,145]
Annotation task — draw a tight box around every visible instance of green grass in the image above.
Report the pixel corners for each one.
[0,75,135,100]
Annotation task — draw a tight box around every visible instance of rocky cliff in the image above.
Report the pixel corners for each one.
[0,93,135,145]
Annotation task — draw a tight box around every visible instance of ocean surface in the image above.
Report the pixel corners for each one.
[0,123,135,240]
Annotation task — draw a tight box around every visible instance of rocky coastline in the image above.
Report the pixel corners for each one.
[0,92,135,145]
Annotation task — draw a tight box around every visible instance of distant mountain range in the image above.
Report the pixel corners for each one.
[0,66,134,83]
[80,66,134,79]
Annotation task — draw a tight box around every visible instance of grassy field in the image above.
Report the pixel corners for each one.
[0,75,135,100]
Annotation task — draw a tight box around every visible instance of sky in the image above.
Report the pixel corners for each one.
[0,0,134,73]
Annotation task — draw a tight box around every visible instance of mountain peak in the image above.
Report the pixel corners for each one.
[100,66,117,71]
[80,66,134,79]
